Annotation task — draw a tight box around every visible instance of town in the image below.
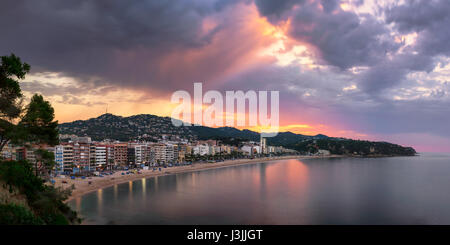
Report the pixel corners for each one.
[0,134,298,176]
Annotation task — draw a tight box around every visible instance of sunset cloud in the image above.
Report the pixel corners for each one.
[2,0,450,152]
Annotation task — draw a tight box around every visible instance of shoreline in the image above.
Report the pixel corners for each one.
[59,155,343,202]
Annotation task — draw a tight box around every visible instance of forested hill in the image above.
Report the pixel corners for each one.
[58,113,416,156]
[290,139,417,156]
[58,113,328,143]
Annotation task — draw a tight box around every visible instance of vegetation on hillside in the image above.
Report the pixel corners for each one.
[59,113,195,142]
[291,139,417,156]
[0,160,80,225]
[59,114,329,145]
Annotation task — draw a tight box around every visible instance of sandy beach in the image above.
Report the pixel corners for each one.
[57,155,341,202]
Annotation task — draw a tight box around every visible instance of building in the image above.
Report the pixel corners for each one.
[193,144,209,156]
[176,144,187,160]
[0,144,14,160]
[153,144,175,164]
[241,145,259,156]
[185,145,193,155]
[260,136,267,154]
[113,143,128,166]
[60,144,74,172]
[132,143,148,165]
[54,145,64,173]
[95,145,107,167]
[73,136,92,144]
[106,144,115,170]
[15,147,37,164]
[72,142,91,171]
[127,146,135,165]
[317,149,331,156]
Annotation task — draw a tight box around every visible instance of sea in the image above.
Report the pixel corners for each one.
[69,153,450,225]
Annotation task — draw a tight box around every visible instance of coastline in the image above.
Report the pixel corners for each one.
[59,155,342,202]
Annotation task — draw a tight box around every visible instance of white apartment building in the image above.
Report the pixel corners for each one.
[241,145,252,155]
[95,146,107,166]
[241,145,261,156]
[193,144,209,156]
[260,136,267,154]
[154,144,175,164]
[62,144,74,171]
[0,144,14,160]
[54,145,64,173]
[133,144,148,165]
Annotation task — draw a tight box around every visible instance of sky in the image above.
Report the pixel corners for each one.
[1,0,450,152]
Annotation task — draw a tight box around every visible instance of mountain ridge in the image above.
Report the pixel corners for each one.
[58,113,417,156]
[58,113,328,143]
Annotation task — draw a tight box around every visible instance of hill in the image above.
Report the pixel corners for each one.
[58,113,327,144]
[291,139,417,156]
[58,113,416,156]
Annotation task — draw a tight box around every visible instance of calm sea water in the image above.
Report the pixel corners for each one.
[69,153,450,225]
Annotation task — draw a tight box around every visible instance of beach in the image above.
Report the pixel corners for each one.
[57,155,341,202]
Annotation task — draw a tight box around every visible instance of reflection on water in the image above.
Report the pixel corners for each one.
[69,154,450,225]
[97,189,103,216]
[113,184,118,203]
[142,178,146,200]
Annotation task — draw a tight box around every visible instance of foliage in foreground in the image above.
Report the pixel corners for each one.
[0,203,44,225]
[0,160,80,225]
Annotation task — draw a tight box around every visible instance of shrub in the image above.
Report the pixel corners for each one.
[0,160,81,224]
[0,203,44,225]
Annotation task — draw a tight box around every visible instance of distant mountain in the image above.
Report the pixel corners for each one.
[58,113,416,156]
[290,138,417,156]
[58,113,328,143]
[58,113,195,142]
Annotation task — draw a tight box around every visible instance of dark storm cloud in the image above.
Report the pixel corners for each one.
[386,0,450,56]
[255,0,399,70]
[359,0,450,94]
[254,0,305,20]
[0,0,249,92]
[1,0,214,52]
[218,62,450,140]
[3,0,450,148]
[320,0,339,13]
[359,53,436,94]
[252,0,450,96]
[289,4,398,70]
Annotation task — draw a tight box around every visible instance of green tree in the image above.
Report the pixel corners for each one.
[0,54,59,176]
[18,94,59,177]
[0,54,30,152]
[0,54,80,224]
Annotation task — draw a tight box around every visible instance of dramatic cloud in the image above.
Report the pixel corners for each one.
[0,0,264,93]
[2,0,450,151]
[386,0,450,57]
[255,0,399,69]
